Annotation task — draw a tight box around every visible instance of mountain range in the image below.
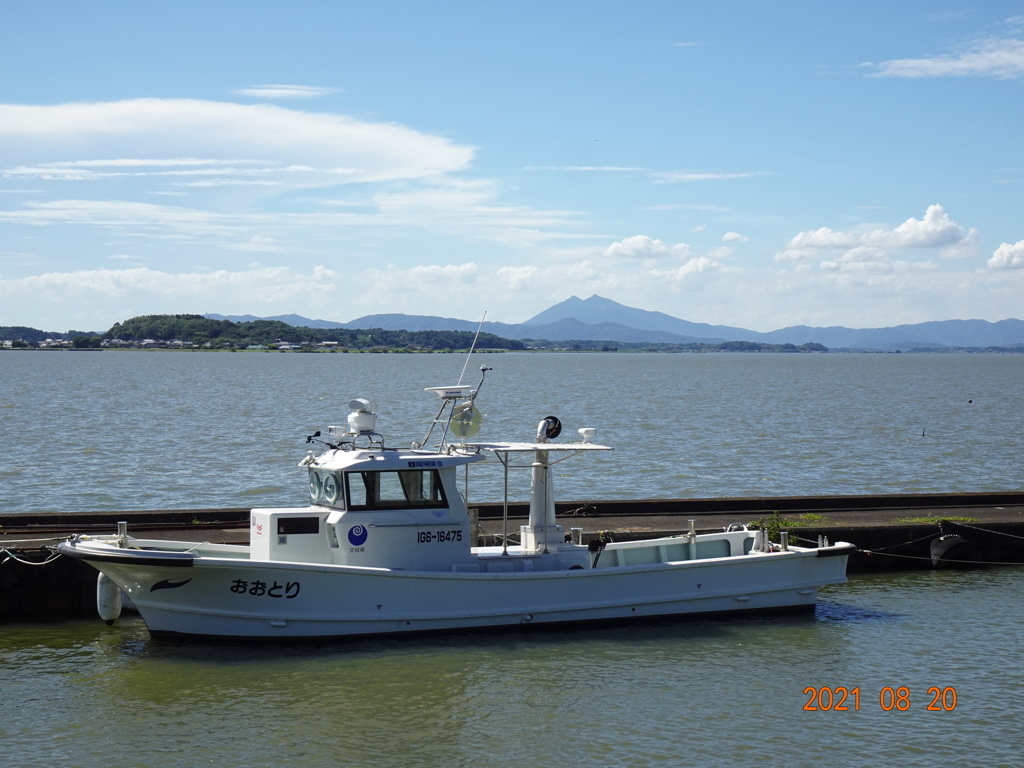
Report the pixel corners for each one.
[207,295,1024,352]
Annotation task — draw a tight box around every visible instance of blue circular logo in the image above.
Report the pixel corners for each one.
[348,525,368,546]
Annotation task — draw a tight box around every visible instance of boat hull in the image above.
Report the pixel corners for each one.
[61,540,853,639]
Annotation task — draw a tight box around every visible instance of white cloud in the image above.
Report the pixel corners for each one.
[600,235,728,288]
[883,204,973,247]
[363,262,481,296]
[230,235,288,253]
[781,227,858,256]
[530,166,763,186]
[0,183,583,252]
[722,231,748,242]
[233,85,341,99]
[649,256,718,282]
[4,250,1023,336]
[989,239,1024,268]
[0,265,338,306]
[819,247,938,274]
[0,98,473,187]
[652,171,766,183]
[0,200,255,243]
[493,260,619,303]
[775,205,978,265]
[937,227,980,260]
[867,37,1024,79]
[603,235,692,261]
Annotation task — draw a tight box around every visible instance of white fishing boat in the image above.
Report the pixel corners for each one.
[60,366,855,639]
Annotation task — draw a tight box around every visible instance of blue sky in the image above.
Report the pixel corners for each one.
[1,1,1022,333]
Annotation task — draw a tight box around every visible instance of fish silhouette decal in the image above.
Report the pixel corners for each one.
[151,578,193,592]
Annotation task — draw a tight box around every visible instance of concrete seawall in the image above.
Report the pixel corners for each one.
[3,491,1023,622]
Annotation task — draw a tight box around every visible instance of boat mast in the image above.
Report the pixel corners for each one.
[526,417,561,554]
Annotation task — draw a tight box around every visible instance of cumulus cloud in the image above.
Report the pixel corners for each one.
[989,239,1024,269]
[600,235,730,288]
[603,235,692,260]
[775,205,978,265]
[722,231,748,242]
[867,37,1024,79]
[885,204,974,248]
[649,256,718,282]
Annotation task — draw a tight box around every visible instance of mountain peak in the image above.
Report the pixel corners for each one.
[523,295,623,325]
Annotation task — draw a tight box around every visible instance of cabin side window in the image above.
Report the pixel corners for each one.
[309,469,345,509]
[346,469,447,510]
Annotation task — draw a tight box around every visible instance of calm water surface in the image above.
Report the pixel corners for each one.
[3,568,1023,767]
[3,352,1024,766]
[1,351,1021,513]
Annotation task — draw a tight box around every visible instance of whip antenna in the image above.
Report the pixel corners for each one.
[458,311,487,385]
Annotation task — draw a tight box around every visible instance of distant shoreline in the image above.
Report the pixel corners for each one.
[4,345,1023,355]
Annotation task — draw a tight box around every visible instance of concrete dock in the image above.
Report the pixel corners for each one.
[3,491,1023,622]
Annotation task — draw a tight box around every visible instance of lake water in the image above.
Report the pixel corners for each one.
[1,350,1022,514]
[2,567,1023,767]
[2,351,1024,767]
[6,352,1024,765]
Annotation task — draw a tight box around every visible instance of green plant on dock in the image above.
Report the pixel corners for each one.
[748,511,795,544]
[749,511,832,542]
[794,513,829,524]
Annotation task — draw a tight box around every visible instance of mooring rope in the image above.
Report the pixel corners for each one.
[950,522,1024,542]
[0,536,67,545]
[855,532,939,553]
[859,549,1024,567]
[1,547,63,566]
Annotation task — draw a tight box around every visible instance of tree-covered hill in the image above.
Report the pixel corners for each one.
[0,326,59,343]
[104,314,526,350]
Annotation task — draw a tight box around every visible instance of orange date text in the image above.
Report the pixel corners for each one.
[803,686,957,711]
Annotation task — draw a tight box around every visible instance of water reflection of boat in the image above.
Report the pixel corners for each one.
[59,366,854,639]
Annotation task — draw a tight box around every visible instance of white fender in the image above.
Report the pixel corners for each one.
[96,572,123,625]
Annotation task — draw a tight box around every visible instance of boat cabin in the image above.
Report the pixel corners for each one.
[248,385,614,574]
[251,446,482,570]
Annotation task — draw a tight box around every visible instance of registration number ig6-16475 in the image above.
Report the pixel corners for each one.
[417,529,463,544]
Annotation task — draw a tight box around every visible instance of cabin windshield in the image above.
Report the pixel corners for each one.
[346,469,447,510]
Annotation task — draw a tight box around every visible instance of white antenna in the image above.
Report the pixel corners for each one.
[457,311,487,385]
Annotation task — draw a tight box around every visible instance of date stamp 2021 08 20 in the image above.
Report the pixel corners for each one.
[803,686,958,712]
